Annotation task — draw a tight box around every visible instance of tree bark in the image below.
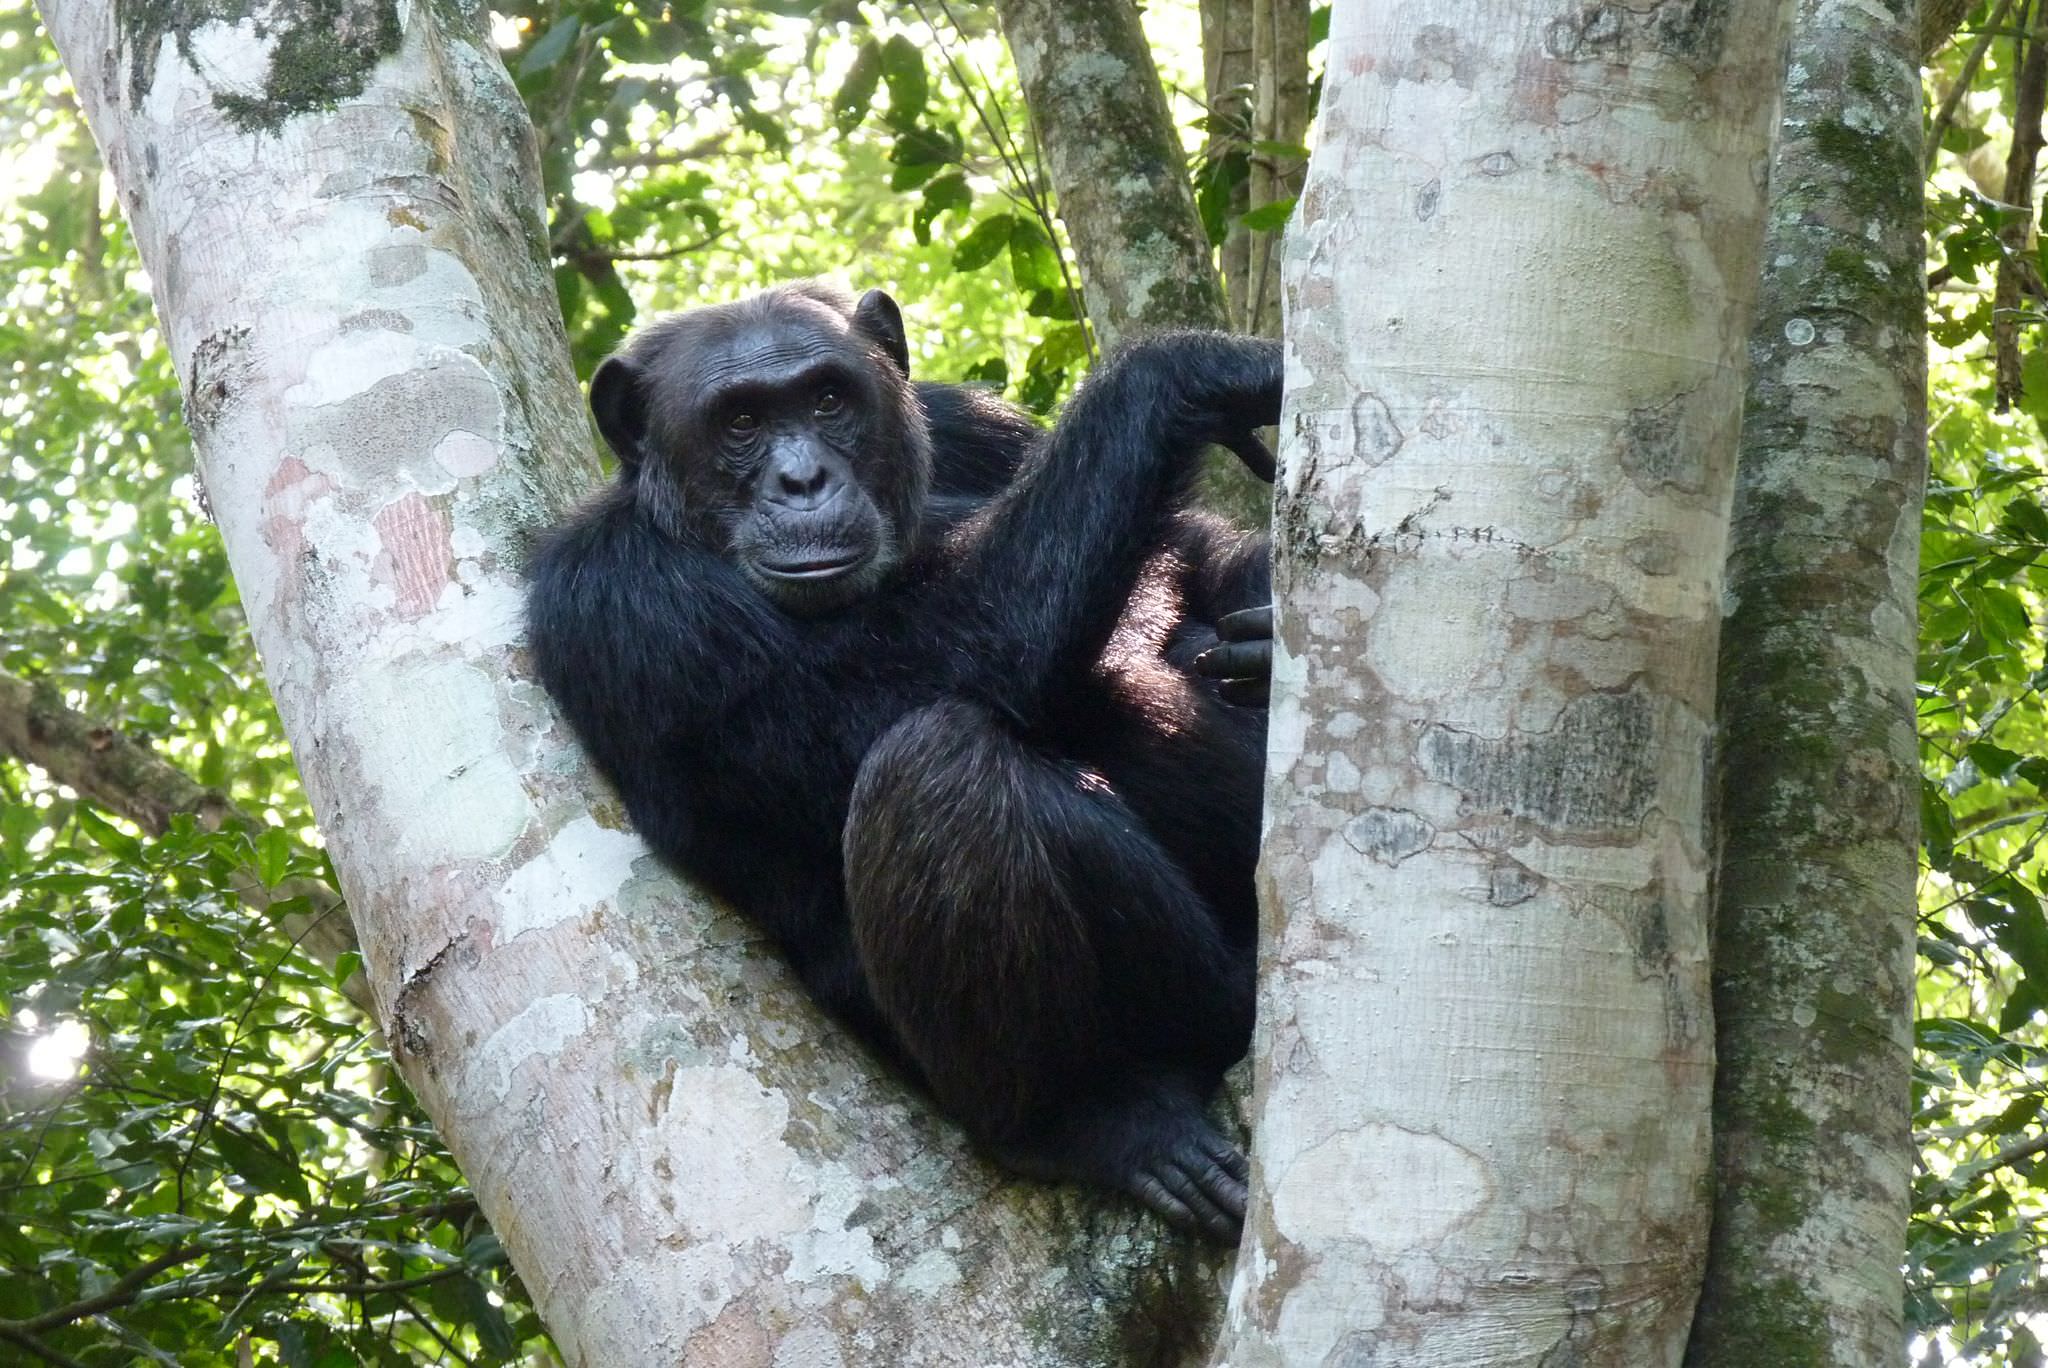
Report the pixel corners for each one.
[996,0,1266,522]
[1242,0,1310,338]
[994,0,1227,350]
[40,1,1223,1362]
[1685,0,1925,1360]
[1218,2,1790,1363]
[1201,0,1255,330]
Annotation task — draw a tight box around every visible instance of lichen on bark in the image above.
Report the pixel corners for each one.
[1685,0,1925,1361]
[992,0,1269,524]
[113,0,402,132]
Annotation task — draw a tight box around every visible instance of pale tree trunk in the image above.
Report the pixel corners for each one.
[1242,0,1309,338]
[1687,0,1925,1360]
[1200,0,1255,330]
[41,1,1223,1363]
[1219,2,1790,1363]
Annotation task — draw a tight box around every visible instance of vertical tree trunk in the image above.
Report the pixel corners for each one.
[1200,0,1309,340]
[1202,0,1255,330]
[1686,0,1925,1360]
[997,0,1266,522]
[1243,0,1310,337]
[993,0,1227,351]
[41,1,1223,1361]
[1218,2,1789,1363]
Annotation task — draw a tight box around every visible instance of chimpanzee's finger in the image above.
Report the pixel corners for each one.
[1215,605,1273,643]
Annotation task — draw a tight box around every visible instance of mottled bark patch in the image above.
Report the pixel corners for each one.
[114,0,401,132]
[373,491,454,620]
[1342,807,1435,865]
[1617,394,1709,493]
[1419,690,1657,833]
[1545,0,1731,67]
[185,322,252,432]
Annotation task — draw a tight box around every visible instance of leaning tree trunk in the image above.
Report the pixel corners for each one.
[0,668,368,1011]
[39,1,1222,1363]
[993,0,1266,522]
[1216,1,1791,1363]
[992,0,1226,350]
[1686,0,1926,1360]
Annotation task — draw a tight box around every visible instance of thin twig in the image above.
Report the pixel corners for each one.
[912,0,1096,361]
[0,1246,204,1335]
[1928,0,2020,175]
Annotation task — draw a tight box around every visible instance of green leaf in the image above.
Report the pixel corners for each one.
[213,1121,312,1208]
[960,356,1008,388]
[1251,139,1310,161]
[953,214,1017,272]
[1240,197,1297,232]
[1027,323,1091,373]
[453,1274,517,1357]
[74,805,142,863]
[1999,495,2048,544]
[913,172,971,246]
[880,35,928,131]
[1025,287,1077,320]
[255,826,292,888]
[1921,776,1956,871]
[833,38,882,133]
[1008,219,1063,292]
[1966,741,2027,780]
[1195,150,1248,247]
[518,16,581,77]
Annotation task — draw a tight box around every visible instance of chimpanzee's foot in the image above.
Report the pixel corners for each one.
[989,1086,1248,1243]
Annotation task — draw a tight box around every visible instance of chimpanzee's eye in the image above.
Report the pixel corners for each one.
[815,388,843,416]
[729,411,758,433]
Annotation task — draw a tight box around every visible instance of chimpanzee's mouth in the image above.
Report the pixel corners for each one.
[756,549,867,581]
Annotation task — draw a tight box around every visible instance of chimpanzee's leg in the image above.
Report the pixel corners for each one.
[843,698,1253,1239]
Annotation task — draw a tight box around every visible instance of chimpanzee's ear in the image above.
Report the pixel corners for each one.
[589,356,650,470]
[851,288,910,377]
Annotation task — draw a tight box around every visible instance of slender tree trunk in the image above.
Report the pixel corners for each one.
[0,668,368,1011]
[1686,0,1926,1360]
[41,1,1223,1362]
[1202,0,1255,330]
[996,0,1266,522]
[1218,2,1790,1363]
[993,0,1226,349]
[1243,0,1309,338]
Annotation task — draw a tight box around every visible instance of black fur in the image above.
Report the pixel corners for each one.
[526,283,1278,1240]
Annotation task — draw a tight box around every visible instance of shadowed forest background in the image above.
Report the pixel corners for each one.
[0,0,2046,1362]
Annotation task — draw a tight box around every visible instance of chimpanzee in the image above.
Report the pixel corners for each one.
[525,281,1279,1241]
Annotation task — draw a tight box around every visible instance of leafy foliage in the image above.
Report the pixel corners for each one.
[1910,13,2048,1360]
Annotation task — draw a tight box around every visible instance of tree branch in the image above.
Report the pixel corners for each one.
[0,668,369,1013]
[0,1246,204,1335]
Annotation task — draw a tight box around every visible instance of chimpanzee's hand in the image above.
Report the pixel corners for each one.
[1197,337,1280,482]
[1194,605,1273,707]
[1125,334,1281,482]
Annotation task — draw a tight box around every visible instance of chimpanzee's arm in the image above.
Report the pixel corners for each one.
[943,333,1280,723]
[917,381,1041,501]
[525,486,797,819]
